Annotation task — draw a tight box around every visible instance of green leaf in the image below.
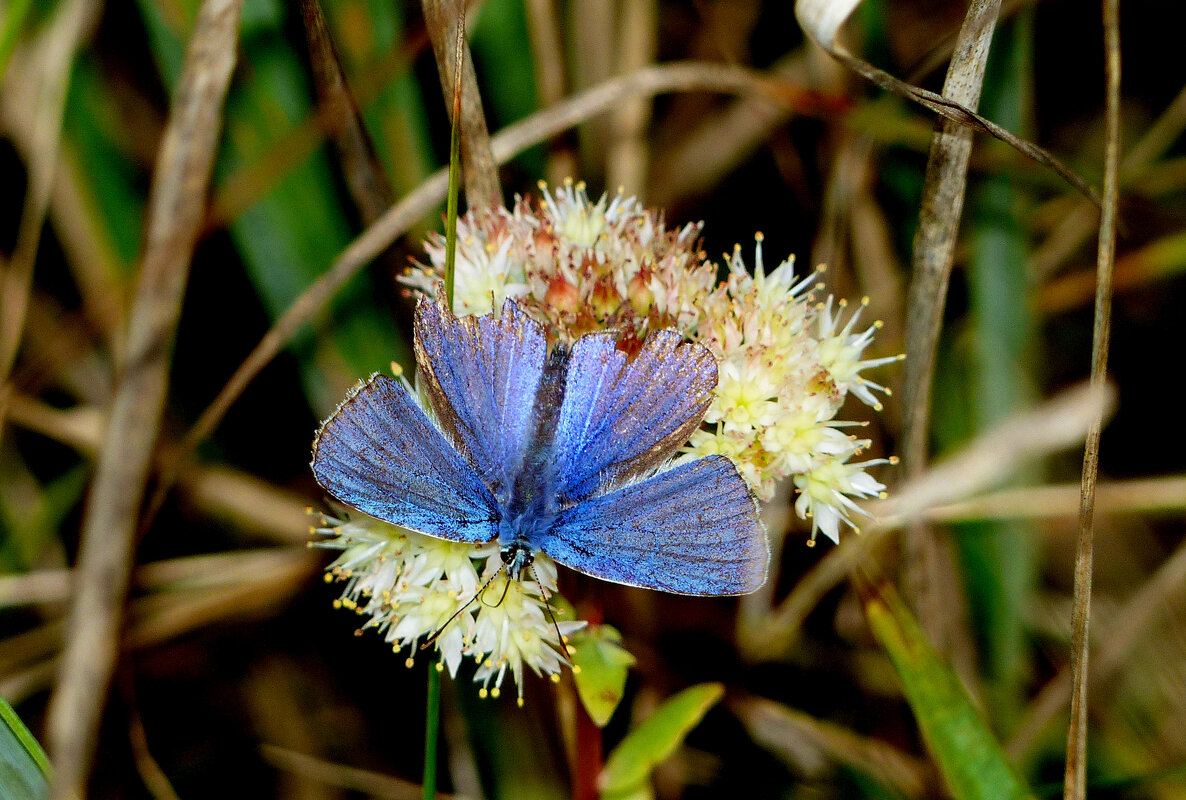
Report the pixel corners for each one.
[0,695,50,799]
[571,624,635,727]
[599,683,723,800]
[863,583,1035,800]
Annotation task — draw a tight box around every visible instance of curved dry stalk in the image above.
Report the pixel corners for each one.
[422,0,501,210]
[1064,2,1121,797]
[648,52,809,209]
[1030,82,1186,284]
[43,2,244,796]
[0,548,312,609]
[737,697,932,798]
[919,475,1186,524]
[6,391,313,544]
[523,0,576,185]
[0,0,97,418]
[1008,532,1186,764]
[738,382,1115,662]
[261,744,462,800]
[3,550,321,704]
[606,0,656,195]
[898,0,1002,650]
[299,0,395,226]
[795,0,1098,204]
[147,60,794,524]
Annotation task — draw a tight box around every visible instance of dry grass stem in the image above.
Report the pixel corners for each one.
[918,475,1186,523]
[737,697,931,798]
[523,0,576,185]
[422,0,501,210]
[606,0,656,195]
[0,549,313,609]
[795,0,1097,203]
[299,0,395,225]
[649,53,809,209]
[0,0,97,412]
[1030,82,1186,285]
[3,551,320,704]
[1009,531,1186,763]
[740,382,1115,661]
[43,3,245,795]
[7,392,312,543]
[897,0,1001,650]
[1064,2,1121,797]
[261,744,465,800]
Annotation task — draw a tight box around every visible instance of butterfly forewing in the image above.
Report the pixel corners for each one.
[312,374,500,542]
[414,296,548,505]
[540,455,768,595]
[551,329,717,504]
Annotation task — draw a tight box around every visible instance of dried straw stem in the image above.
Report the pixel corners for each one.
[1064,1,1120,798]
[43,2,244,796]
[422,0,502,210]
[900,0,1002,649]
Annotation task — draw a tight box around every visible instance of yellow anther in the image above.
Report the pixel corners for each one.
[405,657,415,669]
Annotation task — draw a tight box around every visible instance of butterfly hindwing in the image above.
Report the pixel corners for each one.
[539,455,768,595]
[414,296,548,505]
[551,329,718,504]
[311,374,500,542]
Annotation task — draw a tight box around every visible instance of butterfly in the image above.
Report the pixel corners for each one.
[311,295,768,596]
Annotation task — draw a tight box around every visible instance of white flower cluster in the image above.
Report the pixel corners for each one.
[312,510,584,704]
[403,180,901,543]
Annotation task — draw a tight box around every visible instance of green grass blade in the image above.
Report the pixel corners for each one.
[0,695,51,798]
[864,582,1035,800]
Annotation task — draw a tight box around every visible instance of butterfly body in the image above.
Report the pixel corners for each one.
[312,296,768,596]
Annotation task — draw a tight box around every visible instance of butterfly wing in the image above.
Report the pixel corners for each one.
[551,329,717,505]
[540,455,768,595]
[312,374,500,542]
[414,296,547,505]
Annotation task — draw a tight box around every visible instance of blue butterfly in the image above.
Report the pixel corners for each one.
[311,296,768,595]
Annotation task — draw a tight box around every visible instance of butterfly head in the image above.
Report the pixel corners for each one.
[499,540,535,582]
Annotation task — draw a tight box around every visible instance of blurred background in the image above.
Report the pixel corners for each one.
[2,0,1186,797]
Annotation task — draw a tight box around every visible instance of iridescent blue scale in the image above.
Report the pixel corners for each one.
[311,296,768,596]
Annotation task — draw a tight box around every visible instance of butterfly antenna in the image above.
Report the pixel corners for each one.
[421,567,503,650]
[479,569,515,608]
[529,564,571,661]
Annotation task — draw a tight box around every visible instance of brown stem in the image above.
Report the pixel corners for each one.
[899,0,1002,650]
[1063,1,1120,798]
[421,0,502,210]
[43,2,244,796]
